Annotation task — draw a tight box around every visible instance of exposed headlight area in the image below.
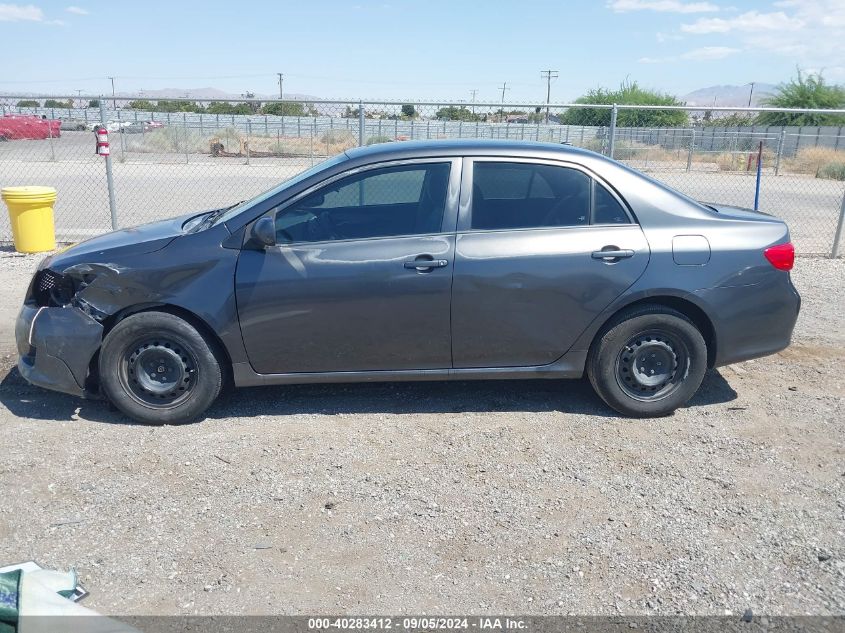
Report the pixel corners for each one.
[30,269,79,307]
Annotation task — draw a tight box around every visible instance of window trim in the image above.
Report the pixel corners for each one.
[245,157,462,247]
[458,156,635,233]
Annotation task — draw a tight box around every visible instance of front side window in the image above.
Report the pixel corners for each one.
[470,162,630,230]
[274,162,451,243]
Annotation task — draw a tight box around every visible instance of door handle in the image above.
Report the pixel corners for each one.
[404,258,449,269]
[591,248,634,261]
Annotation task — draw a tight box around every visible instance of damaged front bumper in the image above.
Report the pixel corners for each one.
[16,304,103,398]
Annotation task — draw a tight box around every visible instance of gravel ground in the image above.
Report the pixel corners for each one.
[0,250,842,616]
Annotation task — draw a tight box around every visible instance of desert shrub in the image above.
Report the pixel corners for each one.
[320,130,355,145]
[785,147,845,176]
[818,161,845,180]
[366,135,392,145]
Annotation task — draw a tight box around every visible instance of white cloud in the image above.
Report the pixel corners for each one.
[679,1,845,75]
[0,3,43,21]
[656,31,685,42]
[65,5,87,14]
[681,45,741,60]
[638,45,740,63]
[681,10,803,33]
[609,0,719,13]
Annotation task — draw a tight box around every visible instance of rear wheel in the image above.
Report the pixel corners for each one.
[99,312,223,424]
[587,305,707,417]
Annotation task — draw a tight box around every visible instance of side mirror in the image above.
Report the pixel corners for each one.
[247,216,276,249]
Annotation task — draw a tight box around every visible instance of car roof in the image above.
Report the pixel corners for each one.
[344,139,603,163]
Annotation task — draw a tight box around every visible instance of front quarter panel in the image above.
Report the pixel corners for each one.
[32,225,246,384]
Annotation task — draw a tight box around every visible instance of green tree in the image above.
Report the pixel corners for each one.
[205,102,253,115]
[699,112,755,127]
[755,70,845,126]
[88,99,100,108]
[262,102,308,116]
[561,80,688,127]
[401,104,416,118]
[44,99,72,109]
[128,99,155,110]
[16,99,39,107]
[435,106,480,121]
[152,99,203,113]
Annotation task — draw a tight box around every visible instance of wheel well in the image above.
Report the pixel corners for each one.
[600,296,717,368]
[89,304,234,391]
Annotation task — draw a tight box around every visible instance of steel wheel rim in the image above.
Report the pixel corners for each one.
[615,329,690,402]
[119,336,197,408]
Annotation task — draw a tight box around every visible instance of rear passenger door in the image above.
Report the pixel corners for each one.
[451,158,650,369]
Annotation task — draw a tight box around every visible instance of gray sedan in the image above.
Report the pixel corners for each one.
[16,140,800,424]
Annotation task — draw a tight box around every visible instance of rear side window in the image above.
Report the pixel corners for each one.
[470,162,630,230]
[593,182,629,224]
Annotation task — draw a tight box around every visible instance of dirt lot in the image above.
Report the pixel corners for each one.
[0,251,842,616]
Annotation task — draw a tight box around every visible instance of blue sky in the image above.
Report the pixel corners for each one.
[0,0,841,102]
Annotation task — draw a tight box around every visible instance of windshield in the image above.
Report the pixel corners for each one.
[212,153,349,226]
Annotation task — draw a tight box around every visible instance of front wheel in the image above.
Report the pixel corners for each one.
[99,312,223,424]
[587,305,707,417]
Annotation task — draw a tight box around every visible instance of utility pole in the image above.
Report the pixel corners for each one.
[76,89,82,108]
[108,76,116,109]
[747,82,755,108]
[470,89,478,115]
[277,72,284,99]
[499,82,509,121]
[540,69,558,123]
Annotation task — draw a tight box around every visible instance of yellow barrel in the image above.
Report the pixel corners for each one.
[1,186,57,253]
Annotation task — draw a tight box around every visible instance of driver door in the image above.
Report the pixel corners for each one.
[235,159,460,375]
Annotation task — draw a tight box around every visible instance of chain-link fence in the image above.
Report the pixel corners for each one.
[2,96,844,256]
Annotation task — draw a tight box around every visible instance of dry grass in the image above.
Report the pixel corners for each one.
[123,127,359,157]
[784,147,845,178]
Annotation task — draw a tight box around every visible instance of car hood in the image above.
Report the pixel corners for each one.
[41,211,205,271]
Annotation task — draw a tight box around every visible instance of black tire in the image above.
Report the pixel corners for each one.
[586,305,707,418]
[98,312,223,424]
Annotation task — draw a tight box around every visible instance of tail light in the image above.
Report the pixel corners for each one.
[764,242,794,271]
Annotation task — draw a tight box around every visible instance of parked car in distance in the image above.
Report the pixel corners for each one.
[104,120,133,133]
[61,119,100,132]
[16,140,800,424]
[121,120,163,134]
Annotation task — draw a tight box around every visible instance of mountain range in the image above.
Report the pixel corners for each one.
[111,84,781,107]
[680,83,777,108]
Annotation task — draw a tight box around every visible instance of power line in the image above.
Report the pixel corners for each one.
[540,69,559,123]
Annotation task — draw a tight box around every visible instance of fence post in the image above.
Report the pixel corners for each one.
[608,104,618,158]
[832,190,845,258]
[183,113,189,164]
[99,100,118,230]
[686,128,695,172]
[775,129,786,176]
[246,120,251,165]
[358,101,365,146]
[47,119,56,162]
